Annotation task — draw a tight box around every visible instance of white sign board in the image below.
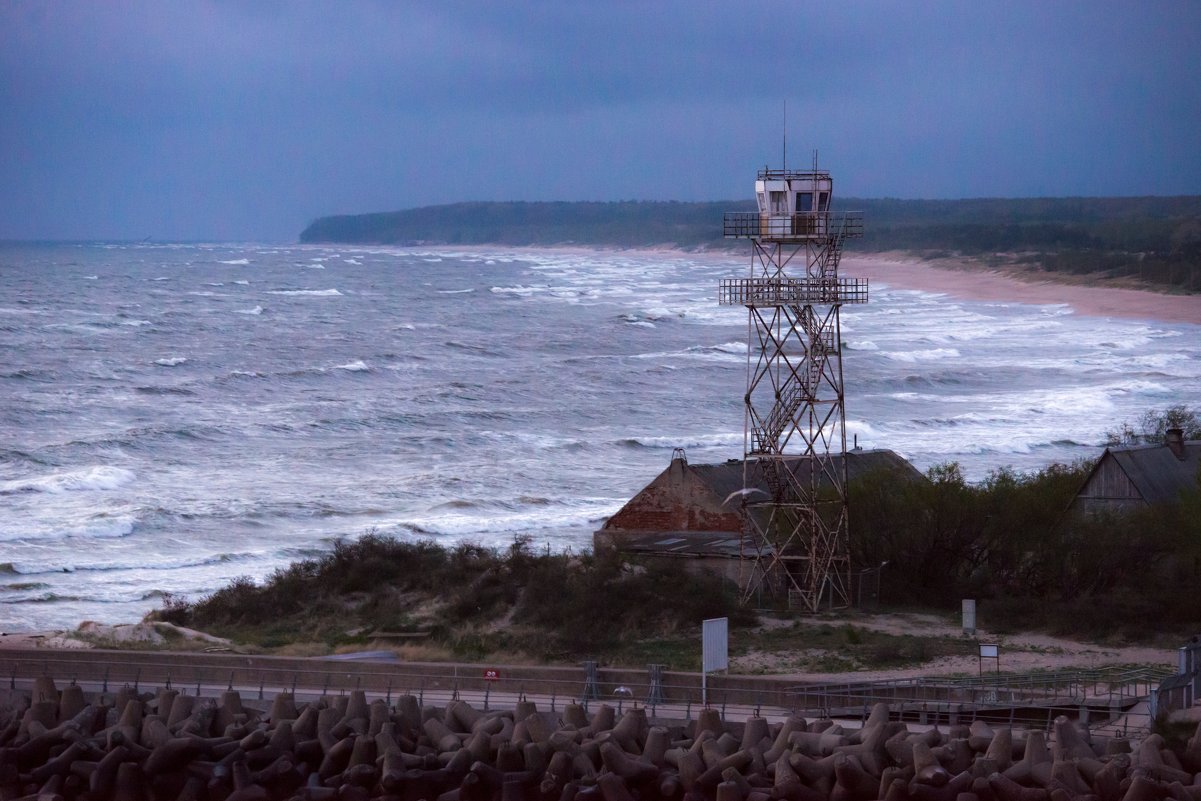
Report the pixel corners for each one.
[979,643,999,658]
[702,617,729,673]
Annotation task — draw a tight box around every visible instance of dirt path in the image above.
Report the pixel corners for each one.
[733,611,1176,682]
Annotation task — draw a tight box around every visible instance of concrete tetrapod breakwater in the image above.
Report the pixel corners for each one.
[1,679,1200,801]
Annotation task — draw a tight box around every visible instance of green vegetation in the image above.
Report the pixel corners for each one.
[850,436,1201,643]
[156,535,754,665]
[300,196,1201,292]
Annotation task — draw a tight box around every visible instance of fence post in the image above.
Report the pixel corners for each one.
[582,661,600,702]
[646,664,665,706]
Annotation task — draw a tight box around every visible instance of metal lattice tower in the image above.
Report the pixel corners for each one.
[719,166,865,612]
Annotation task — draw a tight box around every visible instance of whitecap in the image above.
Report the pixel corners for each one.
[391,498,616,539]
[0,466,136,495]
[619,432,743,449]
[334,360,370,372]
[235,306,263,315]
[490,286,538,296]
[154,356,188,366]
[882,347,961,363]
[219,258,250,265]
[343,259,361,265]
[83,275,99,280]
[438,288,475,295]
[233,280,250,285]
[268,288,343,296]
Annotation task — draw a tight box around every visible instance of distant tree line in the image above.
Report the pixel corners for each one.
[300,196,1201,292]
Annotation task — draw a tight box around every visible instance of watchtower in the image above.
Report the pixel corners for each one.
[719,165,865,611]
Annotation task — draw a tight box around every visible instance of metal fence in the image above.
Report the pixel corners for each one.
[0,649,1170,734]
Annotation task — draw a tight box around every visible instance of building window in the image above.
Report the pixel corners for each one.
[798,192,814,212]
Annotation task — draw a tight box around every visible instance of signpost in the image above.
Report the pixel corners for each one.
[483,668,501,681]
[702,617,728,707]
[978,643,999,676]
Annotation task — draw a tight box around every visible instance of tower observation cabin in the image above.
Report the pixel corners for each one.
[718,164,866,612]
[723,169,862,243]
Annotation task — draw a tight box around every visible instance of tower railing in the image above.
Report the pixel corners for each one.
[723,211,863,240]
[718,277,869,307]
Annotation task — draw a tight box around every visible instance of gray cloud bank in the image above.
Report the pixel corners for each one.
[2,1,1199,241]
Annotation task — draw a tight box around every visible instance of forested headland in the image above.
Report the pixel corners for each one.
[300,196,1201,292]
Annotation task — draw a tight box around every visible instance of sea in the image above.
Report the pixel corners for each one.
[2,242,1199,631]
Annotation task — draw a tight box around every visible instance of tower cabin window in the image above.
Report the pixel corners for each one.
[769,191,786,214]
[797,192,814,213]
[818,192,829,212]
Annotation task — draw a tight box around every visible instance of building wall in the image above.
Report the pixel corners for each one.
[1073,453,1144,515]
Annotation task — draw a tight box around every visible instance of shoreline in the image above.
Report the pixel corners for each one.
[400,243,1201,326]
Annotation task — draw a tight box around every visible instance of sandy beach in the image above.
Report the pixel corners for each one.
[844,253,1201,325]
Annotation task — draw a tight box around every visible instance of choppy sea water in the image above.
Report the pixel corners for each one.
[1,242,1198,631]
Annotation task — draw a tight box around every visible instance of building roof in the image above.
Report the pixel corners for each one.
[688,449,924,499]
[1106,439,1201,504]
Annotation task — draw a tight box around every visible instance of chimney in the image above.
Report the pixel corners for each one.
[1166,427,1185,460]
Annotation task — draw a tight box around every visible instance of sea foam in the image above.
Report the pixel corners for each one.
[0,466,136,495]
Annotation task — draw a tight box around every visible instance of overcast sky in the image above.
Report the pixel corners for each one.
[2,1,1199,242]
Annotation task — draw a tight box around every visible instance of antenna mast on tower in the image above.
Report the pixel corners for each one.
[719,157,866,612]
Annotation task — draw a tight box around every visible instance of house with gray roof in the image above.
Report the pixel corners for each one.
[1069,428,1201,515]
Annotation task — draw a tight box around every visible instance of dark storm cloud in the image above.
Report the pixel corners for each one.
[1,1,1199,240]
